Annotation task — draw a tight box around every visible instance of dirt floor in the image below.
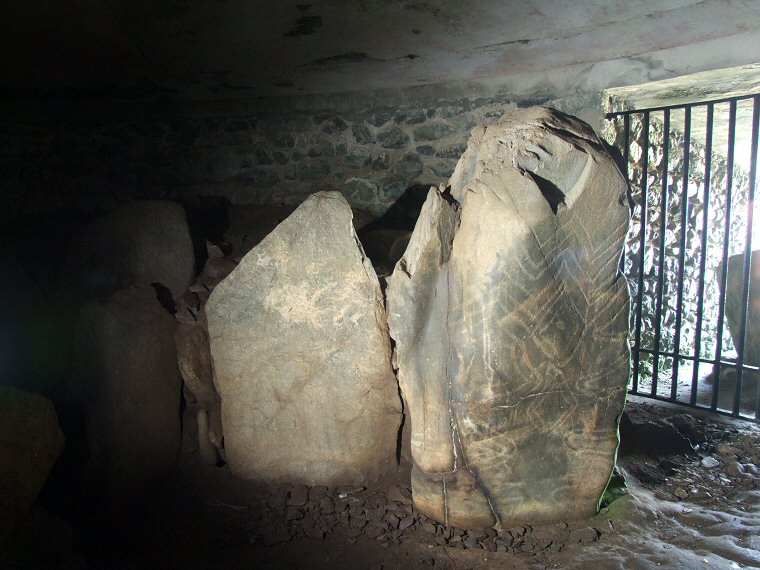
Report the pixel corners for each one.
[2,396,759,569]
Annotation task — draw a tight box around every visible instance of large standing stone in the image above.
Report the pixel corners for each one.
[206,191,401,486]
[67,285,181,508]
[722,250,760,367]
[0,387,64,549]
[386,107,630,528]
[65,200,195,300]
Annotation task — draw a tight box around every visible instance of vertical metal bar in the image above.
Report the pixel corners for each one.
[712,100,737,411]
[621,114,637,392]
[632,112,650,395]
[671,107,692,400]
[691,103,714,405]
[651,110,670,396]
[734,95,760,416]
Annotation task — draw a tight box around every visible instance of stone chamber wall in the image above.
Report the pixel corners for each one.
[1,87,601,224]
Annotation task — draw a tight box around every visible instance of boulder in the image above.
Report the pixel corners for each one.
[386,107,630,527]
[722,250,760,366]
[67,285,182,508]
[0,387,64,549]
[65,200,195,300]
[206,191,402,486]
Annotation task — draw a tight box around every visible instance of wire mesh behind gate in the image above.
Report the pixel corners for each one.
[606,93,760,423]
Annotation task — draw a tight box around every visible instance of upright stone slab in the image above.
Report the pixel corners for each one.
[387,107,630,528]
[722,250,760,367]
[206,191,401,486]
[65,200,195,300]
[68,285,182,508]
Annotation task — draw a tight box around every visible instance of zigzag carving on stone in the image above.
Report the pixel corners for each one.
[386,107,630,528]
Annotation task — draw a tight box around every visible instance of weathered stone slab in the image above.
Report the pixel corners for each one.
[722,250,760,366]
[206,191,402,486]
[386,107,630,528]
[67,285,182,508]
[65,200,195,300]
[0,387,64,549]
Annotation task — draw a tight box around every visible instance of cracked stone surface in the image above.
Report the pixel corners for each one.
[206,191,402,486]
[386,107,630,528]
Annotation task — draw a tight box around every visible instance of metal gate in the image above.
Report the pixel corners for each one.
[606,93,760,422]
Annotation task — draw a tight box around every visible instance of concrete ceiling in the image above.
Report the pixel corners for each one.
[3,0,760,100]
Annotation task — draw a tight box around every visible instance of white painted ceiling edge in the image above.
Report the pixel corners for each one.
[3,0,760,102]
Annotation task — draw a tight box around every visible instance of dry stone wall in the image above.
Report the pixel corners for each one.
[2,91,597,223]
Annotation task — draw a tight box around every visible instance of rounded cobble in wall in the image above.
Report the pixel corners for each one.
[380,177,408,201]
[437,103,469,119]
[435,144,467,160]
[431,161,455,178]
[394,109,427,125]
[352,124,374,145]
[412,122,456,142]
[377,127,410,149]
[391,152,423,180]
[367,109,394,128]
[371,153,390,171]
[319,139,335,157]
[343,148,370,169]
[321,116,348,134]
[452,114,478,132]
[344,177,379,203]
[299,159,330,180]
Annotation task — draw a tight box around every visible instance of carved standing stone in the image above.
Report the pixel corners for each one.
[206,191,402,486]
[386,107,630,528]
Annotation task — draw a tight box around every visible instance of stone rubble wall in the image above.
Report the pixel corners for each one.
[1,91,598,223]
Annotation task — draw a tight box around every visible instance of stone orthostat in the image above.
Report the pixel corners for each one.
[386,107,630,528]
[206,191,401,486]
